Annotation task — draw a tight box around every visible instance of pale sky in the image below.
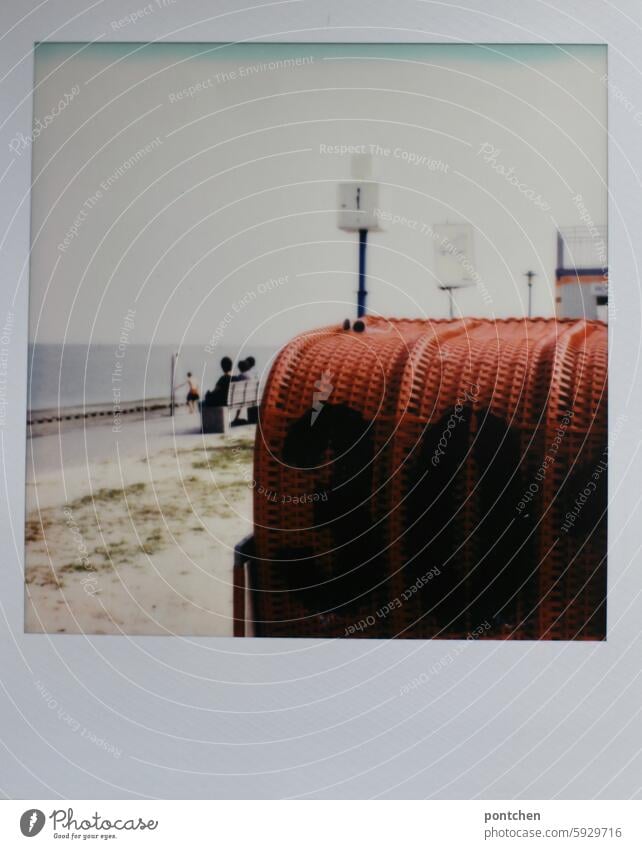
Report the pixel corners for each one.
[29,43,607,345]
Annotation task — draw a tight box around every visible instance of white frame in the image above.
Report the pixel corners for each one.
[0,0,639,800]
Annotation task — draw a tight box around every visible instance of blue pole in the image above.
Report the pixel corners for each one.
[357,228,368,317]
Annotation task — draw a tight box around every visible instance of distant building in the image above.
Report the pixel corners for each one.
[556,226,608,321]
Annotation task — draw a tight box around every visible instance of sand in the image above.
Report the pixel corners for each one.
[24,410,255,636]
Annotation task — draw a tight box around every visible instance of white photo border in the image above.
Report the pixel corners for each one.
[0,0,639,799]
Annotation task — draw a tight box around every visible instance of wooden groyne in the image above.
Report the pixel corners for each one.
[27,397,176,437]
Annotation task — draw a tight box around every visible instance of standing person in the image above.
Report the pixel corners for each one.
[175,372,200,413]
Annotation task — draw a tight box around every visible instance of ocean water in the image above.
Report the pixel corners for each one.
[27,343,280,411]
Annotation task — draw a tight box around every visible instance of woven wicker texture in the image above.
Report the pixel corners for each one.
[251,317,607,640]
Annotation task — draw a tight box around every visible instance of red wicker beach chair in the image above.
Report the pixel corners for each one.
[243,317,607,640]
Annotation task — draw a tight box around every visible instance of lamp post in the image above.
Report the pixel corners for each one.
[524,270,536,318]
[170,351,177,417]
[357,229,368,317]
[439,285,456,319]
[433,223,476,320]
[338,155,381,319]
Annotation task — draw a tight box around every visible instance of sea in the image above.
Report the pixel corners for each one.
[27,343,280,412]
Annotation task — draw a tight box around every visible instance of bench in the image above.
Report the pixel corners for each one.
[200,378,260,434]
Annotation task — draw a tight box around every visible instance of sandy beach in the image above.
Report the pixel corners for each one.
[24,410,255,635]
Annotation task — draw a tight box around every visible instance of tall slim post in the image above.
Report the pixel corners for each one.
[357,228,368,318]
[439,285,455,319]
[524,270,536,318]
[170,352,176,417]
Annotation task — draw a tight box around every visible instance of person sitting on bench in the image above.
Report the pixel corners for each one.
[231,359,252,425]
[233,358,251,382]
[244,356,256,380]
[204,356,233,406]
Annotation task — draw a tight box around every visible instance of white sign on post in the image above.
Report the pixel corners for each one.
[337,182,381,231]
[337,154,381,232]
[433,223,476,288]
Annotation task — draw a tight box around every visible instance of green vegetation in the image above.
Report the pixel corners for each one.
[191,440,253,471]
[59,562,95,573]
[74,482,147,508]
[25,438,255,587]
[141,528,164,555]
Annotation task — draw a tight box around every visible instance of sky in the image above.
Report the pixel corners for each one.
[29,42,607,346]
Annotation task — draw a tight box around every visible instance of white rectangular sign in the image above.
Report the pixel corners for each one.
[337,181,381,231]
[434,222,476,288]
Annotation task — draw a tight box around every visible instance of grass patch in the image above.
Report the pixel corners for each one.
[141,528,164,555]
[191,444,253,471]
[59,562,96,573]
[211,480,249,495]
[25,518,49,542]
[73,482,147,508]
